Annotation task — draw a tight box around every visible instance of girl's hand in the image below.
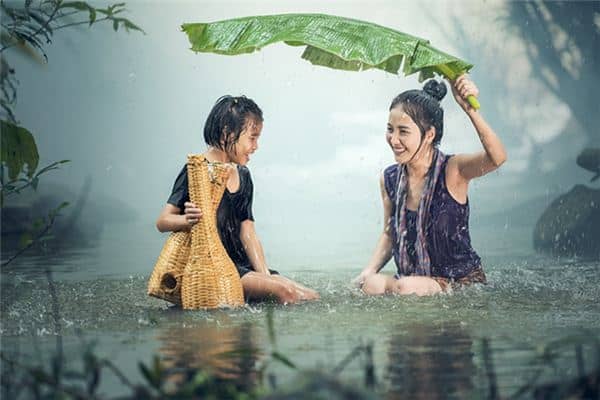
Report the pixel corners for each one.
[183,201,202,226]
[352,270,374,288]
[451,74,479,112]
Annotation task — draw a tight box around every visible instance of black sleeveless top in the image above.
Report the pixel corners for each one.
[167,164,254,269]
[384,156,481,279]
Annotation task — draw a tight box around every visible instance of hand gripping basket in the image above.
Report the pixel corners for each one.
[147,155,245,309]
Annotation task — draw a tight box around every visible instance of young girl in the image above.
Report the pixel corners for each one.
[354,75,506,296]
[156,95,319,304]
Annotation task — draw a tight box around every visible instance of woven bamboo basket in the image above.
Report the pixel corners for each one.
[147,230,190,305]
[181,154,245,309]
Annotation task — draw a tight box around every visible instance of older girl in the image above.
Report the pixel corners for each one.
[354,75,506,296]
[157,95,319,304]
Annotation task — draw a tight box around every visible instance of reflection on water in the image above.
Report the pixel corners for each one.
[157,314,261,393]
[0,222,165,281]
[385,322,475,400]
[382,321,600,399]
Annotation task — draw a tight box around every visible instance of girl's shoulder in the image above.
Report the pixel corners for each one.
[442,153,460,180]
[383,164,399,197]
[237,165,252,181]
[441,152,454,169]
[383,163,399,181]
[233,165,254,192]
[383,163,397,175]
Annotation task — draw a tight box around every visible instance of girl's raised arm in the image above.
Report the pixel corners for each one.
[449,75,507,181]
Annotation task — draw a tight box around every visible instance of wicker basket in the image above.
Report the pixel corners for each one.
[148,155,245,308]
[181,155,245,309]
[147,230,190,305]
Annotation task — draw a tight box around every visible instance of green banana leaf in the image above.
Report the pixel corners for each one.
[182,13,479,109]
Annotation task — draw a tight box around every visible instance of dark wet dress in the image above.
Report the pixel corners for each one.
[384,155,485,287]
[167,164,277,278]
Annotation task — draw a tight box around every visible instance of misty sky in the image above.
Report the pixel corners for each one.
[7,0,595,268]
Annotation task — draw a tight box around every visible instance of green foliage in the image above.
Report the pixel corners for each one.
[182,14,479,109]
[0,0,143,186]
[0,55,17,122]
[135,357,255,399]
[0,309,332,399]
[58,1,144,33]
[59,1,99,25]
[263,306,298,375]
[0,119,38,180]
[3,311,597,399]
[0,158,70,206]
[138,356,164,391]
[271,351,297,370]
[0,0,143,266]
[182,13,473,81]
[499,333,600,399]
[0,119,70,209]
[0,0,144,58]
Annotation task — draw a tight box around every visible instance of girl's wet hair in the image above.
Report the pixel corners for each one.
[204,95,263,152]
[389,80,447,146]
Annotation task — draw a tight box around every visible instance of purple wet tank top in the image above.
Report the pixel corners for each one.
[383,155,482,279]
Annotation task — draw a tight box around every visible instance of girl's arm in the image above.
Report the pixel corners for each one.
[449,75,507,181]
[352,173,394,285]
[156,202,202,232]
[240,220,271,275]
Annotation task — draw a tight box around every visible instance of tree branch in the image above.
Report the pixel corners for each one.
[52,17,111,32]
[1,206,58,267]
[1,232,42,267]
[29,1,60,40]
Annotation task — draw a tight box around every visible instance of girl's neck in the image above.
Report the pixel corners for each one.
[406,147,434,179]
[205,147,231,163]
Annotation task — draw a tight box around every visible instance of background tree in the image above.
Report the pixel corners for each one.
[0,0,143,265]
[508,1,600,146]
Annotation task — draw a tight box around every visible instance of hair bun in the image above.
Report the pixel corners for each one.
[423,80,447,102]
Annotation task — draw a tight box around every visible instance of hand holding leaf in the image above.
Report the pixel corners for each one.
[450,74,480,112]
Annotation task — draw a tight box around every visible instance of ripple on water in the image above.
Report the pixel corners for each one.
[2,259,599,399]
[2,257,599,338]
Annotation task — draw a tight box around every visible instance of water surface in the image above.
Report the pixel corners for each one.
[1,222,599,398]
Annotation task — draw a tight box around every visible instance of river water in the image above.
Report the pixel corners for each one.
[1,221,599,398]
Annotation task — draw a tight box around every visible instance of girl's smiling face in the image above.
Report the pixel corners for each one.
[228,117,262,165]
[386,106,433,165]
